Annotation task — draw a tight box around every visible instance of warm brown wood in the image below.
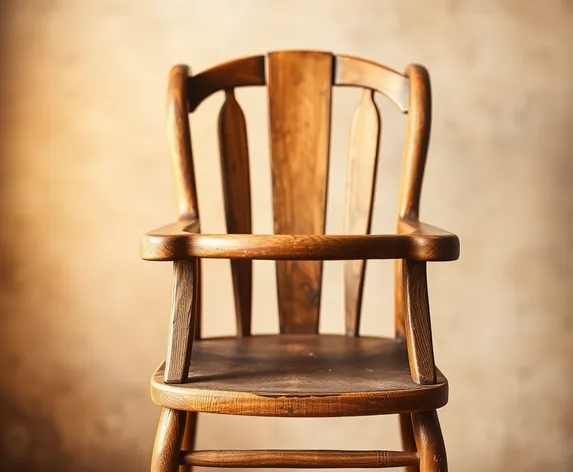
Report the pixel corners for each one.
[394,259,406,339]
[218,89,252,336]
[164,259,199,384]
[141,231,459,262]
[344,89,381,336]
[412,410,447,472]
[268,51,333,334]
[180,449,419,468]
[179,412,198,472]
[399,414,420,472]
[398,65,431,220]
[167,66,200,221]
[402,260,436,385]
[151,335,448,417]
[188,55,266,112]
[145,52,457,469]
[151,408,186,472]
[334,55,409,112]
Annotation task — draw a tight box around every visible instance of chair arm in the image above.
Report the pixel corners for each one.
[141,219,459,262]
[397,218,460,261]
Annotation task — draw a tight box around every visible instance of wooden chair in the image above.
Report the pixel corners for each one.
[141,50,459,472]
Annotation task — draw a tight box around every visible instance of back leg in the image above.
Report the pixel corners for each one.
[151,408,186,472]
[411,410,447,472]
[179,412,198,472]
[399,413,420,472]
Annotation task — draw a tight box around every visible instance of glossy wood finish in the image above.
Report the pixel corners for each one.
[168,66,200,221]
[164,259,199,384]
[218,89,252,336]
[188,55,266,112]
[145,51,458,471]
[412,410,447,472]
[142,231,459,262]
[180,450,419,468]
[334,55,409,112]
[268,51,333,334]
[151,408,186,472]
[344,89,381,336]
[151,335,448,417]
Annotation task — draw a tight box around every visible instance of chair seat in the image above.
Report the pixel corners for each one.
[151,335,448,417]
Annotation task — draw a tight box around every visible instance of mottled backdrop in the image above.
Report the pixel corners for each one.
[0,1,572,471]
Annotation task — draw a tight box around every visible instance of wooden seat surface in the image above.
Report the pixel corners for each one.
[151,334,448,417]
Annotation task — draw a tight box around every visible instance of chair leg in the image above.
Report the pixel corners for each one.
[399,413,420,472]
[411,410,447,472]
[179,412,198,472]
[151,408,186,472]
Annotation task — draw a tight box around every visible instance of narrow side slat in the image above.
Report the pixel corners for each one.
[219,90,252,336]
[181,450,419,468]
[164,259,199,383]
[267,51,333,334]
[344,89,381,337]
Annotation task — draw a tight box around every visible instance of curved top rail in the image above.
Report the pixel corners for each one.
[334,55,410,112]
[188,55,266,111]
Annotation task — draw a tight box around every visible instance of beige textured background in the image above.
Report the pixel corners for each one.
[1,1,572,471]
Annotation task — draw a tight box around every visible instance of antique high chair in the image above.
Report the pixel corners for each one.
[141,51,459,472]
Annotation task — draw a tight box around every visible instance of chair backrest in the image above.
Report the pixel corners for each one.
[167,50,431,338]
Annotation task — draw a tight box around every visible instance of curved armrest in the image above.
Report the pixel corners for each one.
[141,218,459,262]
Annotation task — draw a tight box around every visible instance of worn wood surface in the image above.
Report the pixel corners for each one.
[164,259,199,384]
[403,260,436,385]
[145,52,457,468]
[151,408,186,472]
[218,89,252,336]
[412,410,447,472]
[180,449,419,468]
[141,231,459,262]
[334,55,410,112]
[344,89,381,336]
[268,51,333,334]
[151,335,447,417]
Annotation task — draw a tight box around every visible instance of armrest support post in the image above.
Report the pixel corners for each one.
[164,258,199,384]
[402,259,437,385]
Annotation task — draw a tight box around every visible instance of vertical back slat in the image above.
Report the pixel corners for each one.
[219,89,253,337]
[344,89,381,336]
[267,51,333,334]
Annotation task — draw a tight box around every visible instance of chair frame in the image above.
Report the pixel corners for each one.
[141,51,459,472]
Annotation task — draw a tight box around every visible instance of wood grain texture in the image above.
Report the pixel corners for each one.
[167,65,200,221]
[268,51,333,334]
[402,260,436,385]
[398,65,431,220]
[334,55,409,112]
[344,89,381,337]
[412,410,447,472]
[400,413,420,472]
[151,335,448,417]
[188,55,265,112]
[165,259,199,384]
[180,449,419,468]
[218,89,252,336]
[141,232,459,262]
[151,408,186,472]
[179,412,198,472]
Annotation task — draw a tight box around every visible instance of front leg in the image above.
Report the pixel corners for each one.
[151,408,186,472]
